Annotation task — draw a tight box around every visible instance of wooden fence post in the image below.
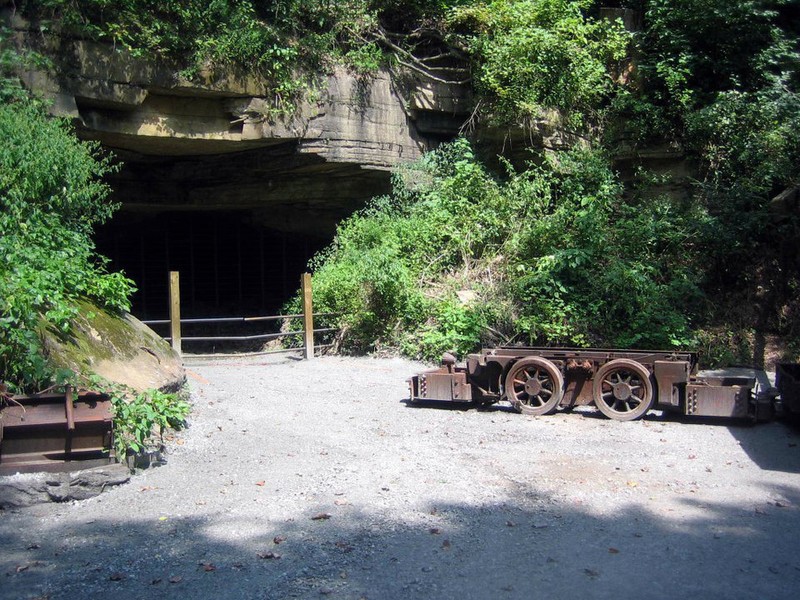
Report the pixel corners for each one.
[302,272,314,360]
[169,271,182,356]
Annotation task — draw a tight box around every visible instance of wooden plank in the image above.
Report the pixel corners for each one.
[169,270,182,355]
[302,273,314,360]
[65,385,75,431]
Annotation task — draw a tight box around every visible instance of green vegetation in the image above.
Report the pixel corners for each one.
[306,0,800,364]
[4,1,799,369]
[113,388,189,457]
[91,378,191,457]
[449,0,630,127]
[0,98,135,390]
[308,138,704,360]
[623,0,800,363]
[0,36,188,459]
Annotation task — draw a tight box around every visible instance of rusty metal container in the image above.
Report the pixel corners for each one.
[0,387,114,475]
[410,367,473,403]
[684,380,752,418]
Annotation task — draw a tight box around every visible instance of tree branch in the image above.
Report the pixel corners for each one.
[374,27,471,85]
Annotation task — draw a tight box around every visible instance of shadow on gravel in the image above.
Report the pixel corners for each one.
[647,412,800,475]
[727,419,800,474]
[2,482,799,600]
[401,399,475,412]
[401,398,518,415]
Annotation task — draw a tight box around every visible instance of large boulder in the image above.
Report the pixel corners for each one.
[41,299,184,393]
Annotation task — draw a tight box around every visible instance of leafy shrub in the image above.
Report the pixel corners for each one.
[305,138,705,359]
[0,99,135,390]
[82,374,191,457]
[449,0,630,127]
[109,386,191,457]
[413,300,489,359]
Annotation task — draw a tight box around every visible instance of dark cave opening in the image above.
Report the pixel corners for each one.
[94,210,327,321]
[90,141,393,351]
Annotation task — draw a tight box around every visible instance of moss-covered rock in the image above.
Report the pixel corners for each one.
[41,299,184,393]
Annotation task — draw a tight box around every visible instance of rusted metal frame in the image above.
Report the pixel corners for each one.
[412,347,772,423]
[475,348,697,403]
[489,346,696,366]
[476,350,681,412]
[0,388,114,475]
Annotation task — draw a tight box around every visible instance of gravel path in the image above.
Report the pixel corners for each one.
[2,355,800,599]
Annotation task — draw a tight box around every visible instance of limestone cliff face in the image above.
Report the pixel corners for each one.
[6,8,692,236]
[7,8,473,236]
[30,39,462,170]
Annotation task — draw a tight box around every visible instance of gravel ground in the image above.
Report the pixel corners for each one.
[2,354,800,600]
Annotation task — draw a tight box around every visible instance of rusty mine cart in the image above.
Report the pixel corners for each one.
[409,347,783,422]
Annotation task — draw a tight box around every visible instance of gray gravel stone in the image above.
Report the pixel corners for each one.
[1,354,799,600]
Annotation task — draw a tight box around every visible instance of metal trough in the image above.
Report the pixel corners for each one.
[0,386,114,475]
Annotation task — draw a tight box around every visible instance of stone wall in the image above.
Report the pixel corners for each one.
[6,5,470,163]
[5,7,476,236]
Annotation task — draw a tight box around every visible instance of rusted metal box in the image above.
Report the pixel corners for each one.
[654,360,691,407]
[410,367,472,403]
[0,388,114,475]
[684,381,751,418]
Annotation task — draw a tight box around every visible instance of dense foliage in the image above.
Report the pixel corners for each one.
[306,0,800,364]
[621,0,800,363]
[449,0,629,127]
[5,0,800,368]
[0,97,134,390]
[308,138,704,360]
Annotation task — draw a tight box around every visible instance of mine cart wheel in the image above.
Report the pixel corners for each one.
[504,357,564,416]
[592,359,654,421]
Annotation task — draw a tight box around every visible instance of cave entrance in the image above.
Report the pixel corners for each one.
[92,141,392,334]
[95,210,324,321]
